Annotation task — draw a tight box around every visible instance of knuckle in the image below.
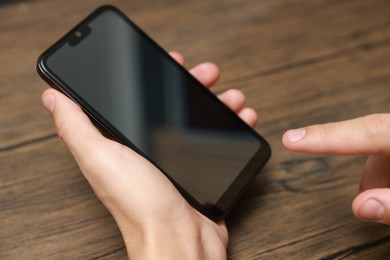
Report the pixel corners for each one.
[55,118,69,142]
[363,114,390,139]
[318,123,333,139]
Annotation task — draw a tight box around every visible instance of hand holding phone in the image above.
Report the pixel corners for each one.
[38,5,270,221]
[39,5,271,257]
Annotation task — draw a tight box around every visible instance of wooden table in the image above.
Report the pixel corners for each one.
[1,0,390,258]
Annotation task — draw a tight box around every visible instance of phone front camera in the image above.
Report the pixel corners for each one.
[69,26,91,46]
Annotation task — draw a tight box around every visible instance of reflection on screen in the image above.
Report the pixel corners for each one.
[46,10,260,206]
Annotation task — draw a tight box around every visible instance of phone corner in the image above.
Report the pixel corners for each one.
[94,4,120,14]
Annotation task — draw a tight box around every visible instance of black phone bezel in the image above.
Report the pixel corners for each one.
[37,5,271,221]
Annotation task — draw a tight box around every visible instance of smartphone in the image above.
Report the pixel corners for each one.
[37,5,271,221]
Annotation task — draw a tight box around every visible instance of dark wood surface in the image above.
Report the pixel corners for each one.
[1,0,390,258]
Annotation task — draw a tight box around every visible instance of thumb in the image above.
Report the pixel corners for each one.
[352,188,390,224]
[41,88,107,159]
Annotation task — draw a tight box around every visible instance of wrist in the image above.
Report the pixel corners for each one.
[139,221,202,259]
[117,213,227,259]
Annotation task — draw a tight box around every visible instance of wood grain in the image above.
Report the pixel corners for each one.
[1,0,390,258]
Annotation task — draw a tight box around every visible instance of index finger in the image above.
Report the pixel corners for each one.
[282,114,390,155]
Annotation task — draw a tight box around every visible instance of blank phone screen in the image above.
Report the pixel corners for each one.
[43,7,266,213]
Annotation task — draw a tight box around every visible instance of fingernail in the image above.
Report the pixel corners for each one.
[285,128,306,143]
[359,199,384,221]
[42,93,56,113]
